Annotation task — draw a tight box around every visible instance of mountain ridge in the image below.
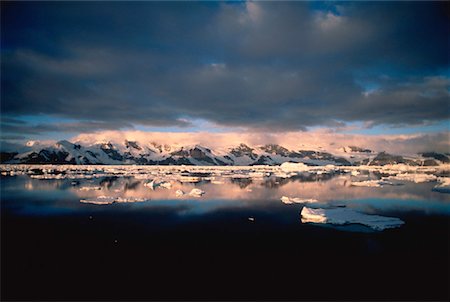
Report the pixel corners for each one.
[0,140,448,166]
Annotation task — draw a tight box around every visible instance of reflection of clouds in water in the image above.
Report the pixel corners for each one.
[3,173,449,216]
[17,173,450,203]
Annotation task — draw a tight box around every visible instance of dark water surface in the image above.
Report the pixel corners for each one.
[2,174,449,301]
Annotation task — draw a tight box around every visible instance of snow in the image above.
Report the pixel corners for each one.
[189,188,205,197]
[300,207,404,231]
[175,190,185,197]
[281,196,319,204]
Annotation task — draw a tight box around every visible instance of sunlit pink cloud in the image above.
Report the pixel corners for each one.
[71,130,449,155]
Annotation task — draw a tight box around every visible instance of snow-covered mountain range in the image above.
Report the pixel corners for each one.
[1,140,448,166]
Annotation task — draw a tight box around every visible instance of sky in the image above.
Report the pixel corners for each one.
[1,1,449,152]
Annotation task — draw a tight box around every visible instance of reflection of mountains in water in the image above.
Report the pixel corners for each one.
[71,170,346,192]
[11,169,448,208]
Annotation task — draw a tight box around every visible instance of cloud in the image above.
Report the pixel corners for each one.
[70,130,450,155]
[1,1,448,136]
[1,119,135,135]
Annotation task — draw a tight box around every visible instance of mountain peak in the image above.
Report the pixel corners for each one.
[2,139,438,167]
[340,146,373,153]
[55,140,75,149]
[124,140,142,150]
[230,143,257,160]
[260,144,290,156]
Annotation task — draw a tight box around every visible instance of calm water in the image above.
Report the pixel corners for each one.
[2,173,449,300]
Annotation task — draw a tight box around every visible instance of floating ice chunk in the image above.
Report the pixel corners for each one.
[177,176,201,183]
[175,189,185,197]
[433,177,450,193]
[281,196,319,204]
[133,174,152,180]
[80,196,148,205]
[351,180,381,187]
[114,197,148,203]
[189,188,205,197]
[280,162,309,172]
[300,207,404,231]
[249,172,267,178]
[144,179,171,190]
[351,170,360,176]
[211,180,225,185]
[273,172,294,178]
[144,180,158,190]
[350,180,401,187]
[281,196,294,204]
[80,196,115,205]
[158,181,172,189]
[79,186,102,191]
[386,173,437,183]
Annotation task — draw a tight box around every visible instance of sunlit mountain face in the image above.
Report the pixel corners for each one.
[1,1,449,301]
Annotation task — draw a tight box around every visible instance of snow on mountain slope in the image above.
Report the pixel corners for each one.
[2,139,447,166]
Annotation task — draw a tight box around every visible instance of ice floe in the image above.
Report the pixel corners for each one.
[114,197,148,203]
[144,179,172,190]
[80,196,115,205]
[384,173,437,183]
[211,180,225,185]
[158,181,172,189]
[433,177,450,193]
[80,196,149,205]
[144,180,157,189]
[189,188,205,197]
[280,162,309,172]
[175,189,185,197]
[79,186,102,191]
[281,196,319,204]
[350,180,400,187]
[300,207,404,231]
[177,176,201,183]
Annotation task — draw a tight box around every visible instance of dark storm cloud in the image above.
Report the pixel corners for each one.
[1,119,136,135]
[1,1,448,135]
